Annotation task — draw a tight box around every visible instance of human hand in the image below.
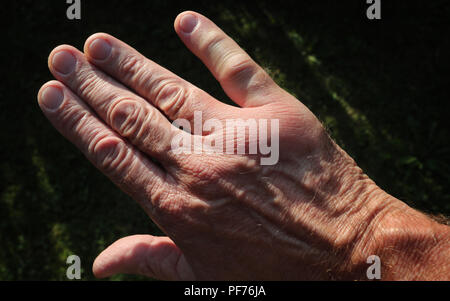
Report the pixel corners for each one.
[37,11,449,280]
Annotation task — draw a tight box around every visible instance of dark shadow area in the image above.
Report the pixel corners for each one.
[1,0,449,279]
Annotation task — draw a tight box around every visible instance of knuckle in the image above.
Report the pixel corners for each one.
[140,243,180,280]
[89,134,129,176]
[180,159,221,187]
[153,80,189,120]
[200,31,258,79]
[118,54,143,81]
[148,183,182,215]
[221,57,272,93]
[66,107,94,133]
[108,97,169,155]
[198,30,273,92]
[77,70,103,98]
[201,31,226,56]
[109,99,144,137]
[220,55,258,83]
[177,155,260,202]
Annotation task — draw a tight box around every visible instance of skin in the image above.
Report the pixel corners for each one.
[37,11,449,280]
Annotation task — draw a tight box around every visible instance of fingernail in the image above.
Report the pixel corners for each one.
[40,86,64,110]
[88,38,112,61]
[52,51,76,75]
[179,13,198,34]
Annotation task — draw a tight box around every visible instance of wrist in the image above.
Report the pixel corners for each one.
[363,201,450,280]
[310,139,398,279]
[344,185,450,280]
[321,141,449,280]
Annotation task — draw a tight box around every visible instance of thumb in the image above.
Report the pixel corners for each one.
[92,234,195,280]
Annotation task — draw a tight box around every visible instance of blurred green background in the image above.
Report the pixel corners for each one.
[2,0,449,280]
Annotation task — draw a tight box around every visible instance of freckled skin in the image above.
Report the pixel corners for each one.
[37,11,449,280]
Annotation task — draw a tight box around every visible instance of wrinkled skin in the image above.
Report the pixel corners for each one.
[37,11,449,280]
